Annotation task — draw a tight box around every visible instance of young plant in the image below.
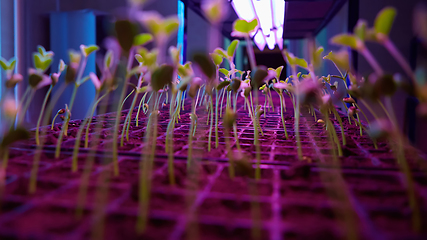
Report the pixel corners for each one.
[223,108,236,178]
[270,66,289,139]
[210,52,224,149]
[331,9,421,231]
[35,59,66,145]
[164,46,188,185]
[15,46,55,126]
[55,45,99,158]
[282,51,308,161]
[137,64,174,233]
[192,52,217,155]
[71,50,119,171]
[231,18,268,179]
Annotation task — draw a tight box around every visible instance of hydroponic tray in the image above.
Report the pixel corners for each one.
[1,95,427,240]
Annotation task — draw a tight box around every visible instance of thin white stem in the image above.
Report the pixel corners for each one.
[383,39,416,84]
[361,47,384,76]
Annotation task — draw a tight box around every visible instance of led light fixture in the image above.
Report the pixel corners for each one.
[231,0,285,50]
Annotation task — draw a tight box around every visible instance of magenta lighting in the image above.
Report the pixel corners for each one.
[231,0,285,50]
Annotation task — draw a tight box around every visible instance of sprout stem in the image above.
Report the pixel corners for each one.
[233,93,241,151]
[279,94,288,139]
[55,84,78,158]
[383,39,416,84]
[17,89,35,126]
[215,89,219,148]
[377,99,393,122]
[187,99,196,169]
[15,86,31,125]
[72,90,100,172]
[36,85,53,145]
[332,107,346,146]
[292,66,303,161]
[84,91,110,148]
[29,82,67,193]
[220,89,226,117]
[354,103,370,125]
[112,49,135,176]
[121,91,139,146]
[361,48,384,76]
[166,90,177,185]
[137,91,159,233]
[51,111,61,130]
[208,97,214,152]
[384,96,420,231]
[224,129,235,179]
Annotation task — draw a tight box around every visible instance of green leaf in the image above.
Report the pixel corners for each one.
[133,33,153,46]
[216,80,230,90]
[227,40,240,58]
[137,48,158,68]
[202,0,226,24]
[312,47,324,68]
[231,78,241,92]
[210,53,223,66]
[163,17,180,35]
[151,64,174,92]
[135,54,144,64]
[42,59,52,72]
[219,68,229,77]
[274,66,283,79]
[81,45,99,57]
[38,45,46,55]
[214,48,228,58]
[283,51,296,65]
[33,53,52,71]
[33,53,43,70]
[169,46,181,65]
[330,34,359,50]
[177,62,193,78]
[177,76,191,91]
[104,51,113,69]
[232,19,258,35]
[69,50,82,65]
[295,58,308,69]
[1,127,30,148]
[193,53,215,80]
[374,7,396,36]
[0,58,8,70]
[115,20,137,52]
[8,58,16,71]
[58,59,66,73]
[138,86,149,93]
[177,65,188,77]
[354,20,367,41]
[323,50,349,71]
[251,66,268,88]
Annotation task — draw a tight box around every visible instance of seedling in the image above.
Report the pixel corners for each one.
[55,45,99,159]
[282,51,308,161]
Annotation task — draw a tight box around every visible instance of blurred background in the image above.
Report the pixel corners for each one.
[0,0,426,151]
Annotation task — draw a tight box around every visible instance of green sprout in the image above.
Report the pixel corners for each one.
[55,45,99,159]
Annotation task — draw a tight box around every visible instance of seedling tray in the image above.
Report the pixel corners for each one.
[2,95,427,240]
